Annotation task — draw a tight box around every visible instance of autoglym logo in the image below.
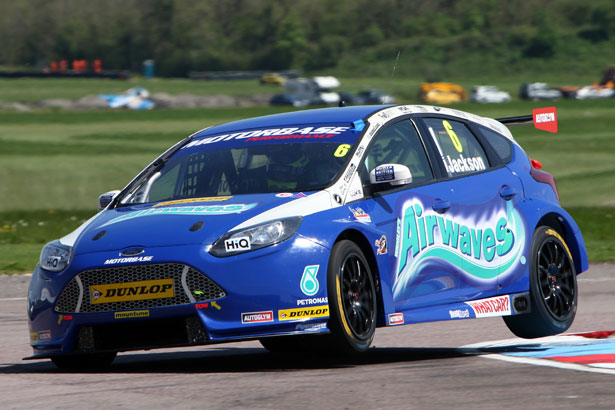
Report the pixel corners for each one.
[241,311,274,324]
[300,265,320,296]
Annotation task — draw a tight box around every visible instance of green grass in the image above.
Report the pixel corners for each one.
[568,208,615,263]
[0,210,95,274]
[1,206,611,274]
[0,78,274,102]
[4,99,610,211]
[0,71,605,105]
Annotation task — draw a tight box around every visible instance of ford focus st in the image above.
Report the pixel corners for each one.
[26,105,588,369]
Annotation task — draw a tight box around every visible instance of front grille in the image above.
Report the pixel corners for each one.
[55,263,225,313]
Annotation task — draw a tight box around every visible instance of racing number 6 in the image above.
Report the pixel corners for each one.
[442,120,463,153]
[334,144,351,157]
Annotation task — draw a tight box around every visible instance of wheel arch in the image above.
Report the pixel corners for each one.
[535,211,588,275]
[334,229,387,327]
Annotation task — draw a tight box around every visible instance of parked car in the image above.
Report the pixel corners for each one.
[575,85,615,99]
[519,83,562,100]
[277,76,341,106]
[339,89,395,106]
[357,89,395,104]
[420,82,467,104]
[27,104,587,369]
[470,86,511,103]
[260,73,287,85]
[269,93,309,107]
[98,87,155,110]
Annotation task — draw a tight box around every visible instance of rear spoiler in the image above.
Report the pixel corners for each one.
[496,107,557,133]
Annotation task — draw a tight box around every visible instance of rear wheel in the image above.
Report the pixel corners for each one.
[51,352,117,370]
[326,240,377,353]
[504,226,577,338]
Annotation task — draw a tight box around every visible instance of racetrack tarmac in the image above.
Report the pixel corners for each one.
[1,264,614,409]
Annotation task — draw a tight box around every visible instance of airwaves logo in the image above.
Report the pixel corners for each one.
[393,199,526,302]
[300,265,319,296]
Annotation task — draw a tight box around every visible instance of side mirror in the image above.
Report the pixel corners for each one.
[98,190,121,211]
[369,164,412,186]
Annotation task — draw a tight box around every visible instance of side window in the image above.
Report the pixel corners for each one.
[362,120,433,185]
[424,118,489,177]
[478,126,513,163]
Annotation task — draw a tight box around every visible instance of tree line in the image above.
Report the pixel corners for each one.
[0,0,612,77]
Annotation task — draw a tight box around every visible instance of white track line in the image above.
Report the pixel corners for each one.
[480,353,615,375]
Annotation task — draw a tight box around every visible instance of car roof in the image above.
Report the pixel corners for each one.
[196,105,390,137]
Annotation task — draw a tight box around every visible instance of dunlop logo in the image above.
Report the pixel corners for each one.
[91,278,174,304]
[278,305,329,321]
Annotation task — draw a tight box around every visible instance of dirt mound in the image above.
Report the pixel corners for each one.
[0,93,272,111]
[150,93,271,108]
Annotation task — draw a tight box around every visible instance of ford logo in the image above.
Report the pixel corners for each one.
[120,248,146,257]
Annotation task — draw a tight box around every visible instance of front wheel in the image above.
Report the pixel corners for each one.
[326,240,377,353]
[504,226,577,338]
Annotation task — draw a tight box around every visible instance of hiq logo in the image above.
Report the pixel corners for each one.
[225,237,251,252]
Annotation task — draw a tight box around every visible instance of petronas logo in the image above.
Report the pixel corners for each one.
[300,265,320,296]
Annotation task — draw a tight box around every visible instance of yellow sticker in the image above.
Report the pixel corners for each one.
[334,144,351,157]
[545,229,573,260]
[91,278,174,304]
[153,196,232,207]
[442,120,463,153]
[114,310,150,319]
[278,305,329,321]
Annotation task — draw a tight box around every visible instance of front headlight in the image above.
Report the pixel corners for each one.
[210,216,303,257]
[39,240,72,272]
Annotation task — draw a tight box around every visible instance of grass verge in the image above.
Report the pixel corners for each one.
[0,207,612,274]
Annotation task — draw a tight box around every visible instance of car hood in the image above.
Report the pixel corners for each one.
[71,193,319,255]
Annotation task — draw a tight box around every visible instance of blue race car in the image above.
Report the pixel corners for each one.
[27,105,587,369]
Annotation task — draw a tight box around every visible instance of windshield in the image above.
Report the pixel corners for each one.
[117,139,355,205]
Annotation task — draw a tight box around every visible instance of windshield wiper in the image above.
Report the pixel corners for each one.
[109,135,194,209]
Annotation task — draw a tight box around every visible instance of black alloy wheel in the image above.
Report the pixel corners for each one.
[504,226,577,338]
[536,233,576,320]
[327,240,377,353]
[339,250,375,339]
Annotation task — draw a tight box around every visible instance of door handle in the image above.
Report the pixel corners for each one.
[500,185,517,201]
[432,199,451,214]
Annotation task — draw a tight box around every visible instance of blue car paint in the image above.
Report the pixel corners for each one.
[198,106,385,137]
[26,104,588,359]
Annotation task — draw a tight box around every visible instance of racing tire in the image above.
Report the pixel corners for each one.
[326,240,377,354]
[504,226,577,338]
[51,352,117,370]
